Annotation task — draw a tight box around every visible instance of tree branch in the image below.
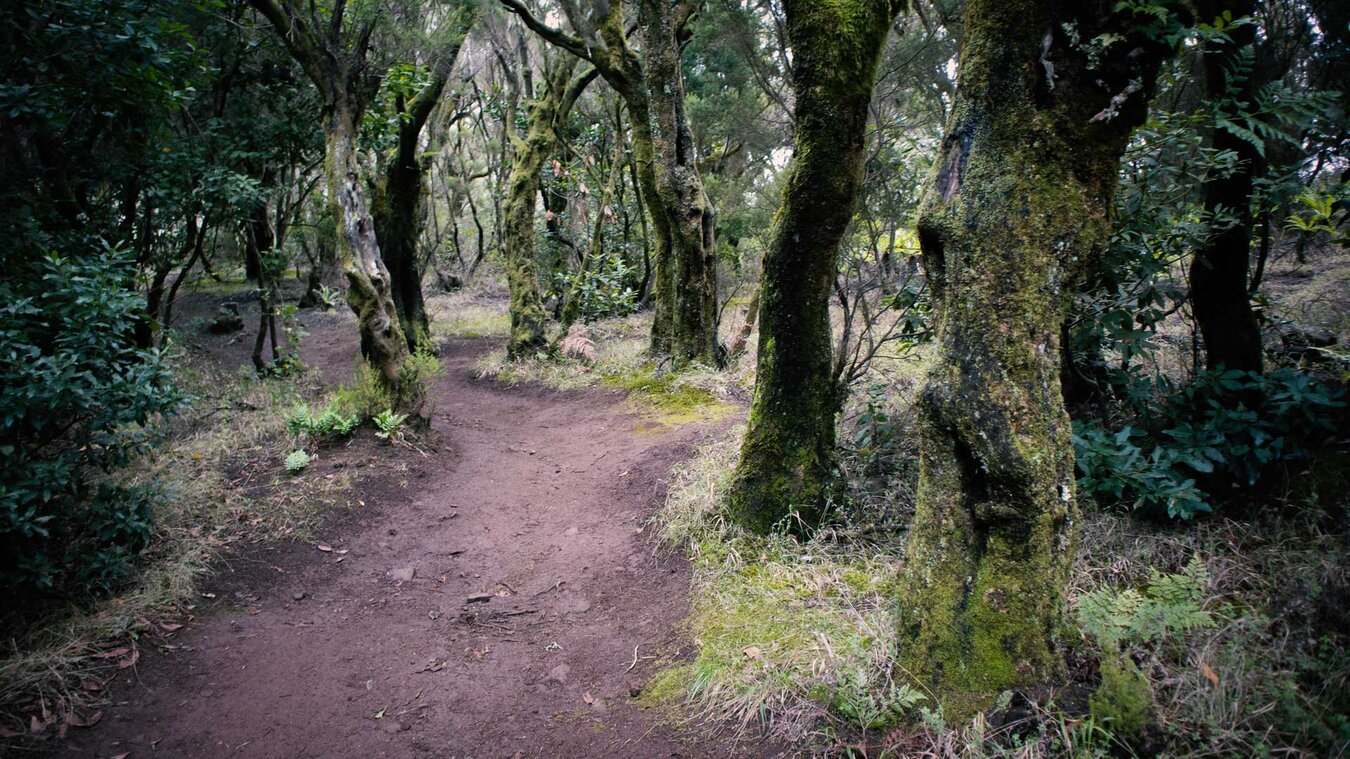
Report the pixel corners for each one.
[498,0,592,61]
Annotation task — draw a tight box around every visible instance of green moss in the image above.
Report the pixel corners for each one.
[637,664,696,708]
[600,365,731,428]
[1090,656,1153,738]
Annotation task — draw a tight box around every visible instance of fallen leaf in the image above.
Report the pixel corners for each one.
[316,542,334,553]
[1201,663,1220,687]
[110,754,130,759]
[94,646,131,659]
[117,648,140,669]
[373,708,386,719]
[582,692,594,705]
[422,659,448,673]
[160,622,184,632]
[742,646,763,660]
[29,715,45,735]
[66,710,103,728]
[0,723,23,738]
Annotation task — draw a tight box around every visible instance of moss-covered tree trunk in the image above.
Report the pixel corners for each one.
[248,0,411,398]
[327,104,410,390]
[897,0,1176,717]
[1190,0,1263,374]
[373,18,472,351]
[500,0,705,362]
[727,0,900,533]
[500,55,593,358]
[640,0,718,366]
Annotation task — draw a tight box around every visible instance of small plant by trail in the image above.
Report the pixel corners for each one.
[1076,557,1215,740]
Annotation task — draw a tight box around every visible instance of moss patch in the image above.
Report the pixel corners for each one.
[601,366,732,429]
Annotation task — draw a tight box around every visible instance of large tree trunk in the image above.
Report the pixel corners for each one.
[500,56,593,358]
[640,0,718,366]
[727,0,898,533]
[1190,0,1264,374]
[327,103,410,390]
[897,0,1174,717]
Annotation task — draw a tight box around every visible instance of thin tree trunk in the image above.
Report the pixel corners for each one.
[1190,0,1264,374]
[727,0,898,532]
[500,57,594,357]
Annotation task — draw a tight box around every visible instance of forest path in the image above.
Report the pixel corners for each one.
[58,333,750,758]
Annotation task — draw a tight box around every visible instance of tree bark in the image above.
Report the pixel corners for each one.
[727,0,900,532]
[373,17,472,350]
[1189,0,1264,374]
[328,105,410,389]
[639,0,718,366]
[499,56,594,358]
[897,0,1175,717]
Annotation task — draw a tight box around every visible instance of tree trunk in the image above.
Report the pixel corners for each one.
[640,0,718,366]
[374,117,432,349]
[897,0,1174,717]
[500,57,592,358]
[1190,0,1264,374]
[327,103,410,390]
[727,0,898,533]
[374,22,472,350]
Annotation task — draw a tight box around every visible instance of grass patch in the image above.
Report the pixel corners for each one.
[0,357,368,744]
[476,311,743,428]
[427,289,511,339]
[654,429,914,743]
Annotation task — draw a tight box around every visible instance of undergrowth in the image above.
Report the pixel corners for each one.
[0,356,367,744]
[652,424,1350,757]
[475,310,748,428]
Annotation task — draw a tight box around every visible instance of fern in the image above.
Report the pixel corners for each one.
[1078,557,1214,650]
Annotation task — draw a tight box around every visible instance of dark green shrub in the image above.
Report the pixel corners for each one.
[1073,368,1344,519]
[0,248,182,599]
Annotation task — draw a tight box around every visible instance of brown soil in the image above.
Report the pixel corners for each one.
[54,299,773,758]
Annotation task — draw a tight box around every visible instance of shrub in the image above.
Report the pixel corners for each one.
[0,248,182,599]
[1074,368,1344,518]
[553,253,641,323]
[393,338,444,420]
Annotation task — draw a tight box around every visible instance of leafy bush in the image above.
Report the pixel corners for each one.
[554,253,641,323]
[1073,368,1343,519]
[0,249,182,598]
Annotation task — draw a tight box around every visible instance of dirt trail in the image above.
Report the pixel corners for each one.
[58,329,760,758]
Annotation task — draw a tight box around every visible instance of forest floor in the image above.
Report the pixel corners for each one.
[50,289,774,758]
